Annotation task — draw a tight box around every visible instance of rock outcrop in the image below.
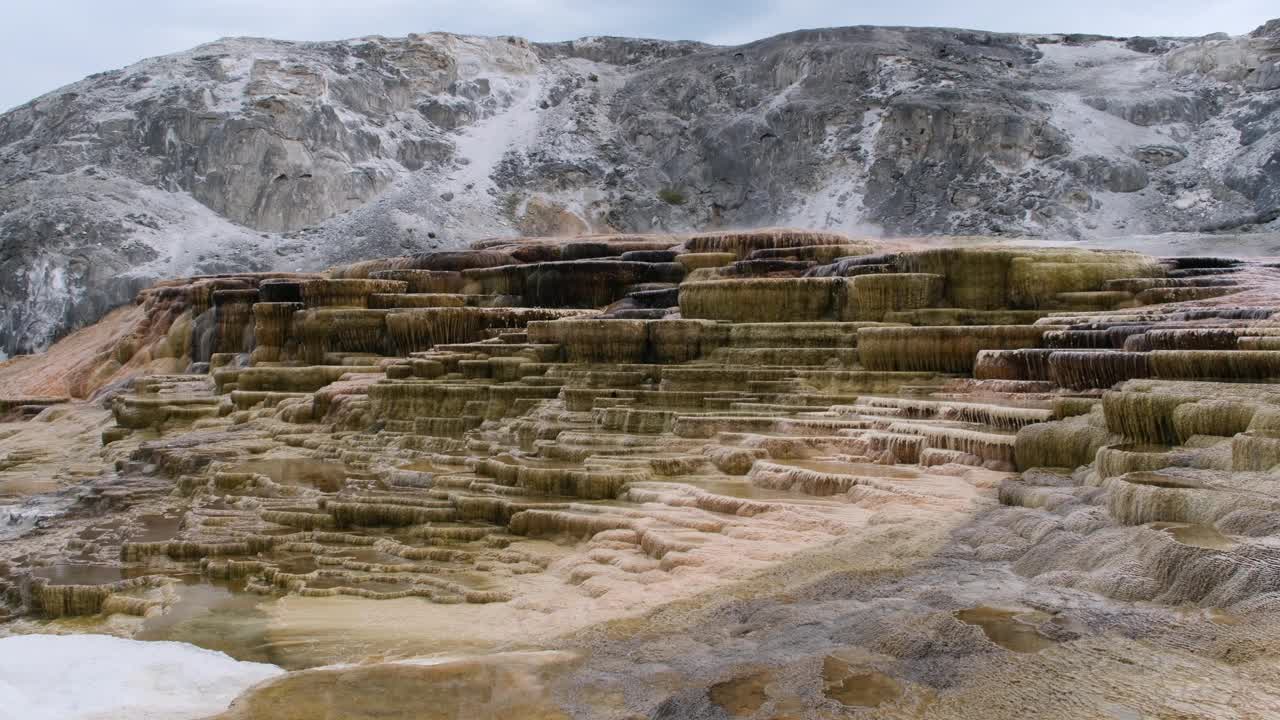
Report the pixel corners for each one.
[3,20,1280,354]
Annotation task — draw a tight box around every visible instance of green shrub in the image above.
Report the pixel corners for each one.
[658,187,687,205]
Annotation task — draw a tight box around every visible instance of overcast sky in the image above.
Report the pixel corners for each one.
[2,0,1275,111]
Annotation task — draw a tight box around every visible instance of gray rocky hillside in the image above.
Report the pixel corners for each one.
[1,20,1278,355]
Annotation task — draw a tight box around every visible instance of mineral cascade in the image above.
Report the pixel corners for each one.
[2,227,1280,717]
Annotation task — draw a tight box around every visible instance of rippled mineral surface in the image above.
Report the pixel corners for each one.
[3,229,1280,718]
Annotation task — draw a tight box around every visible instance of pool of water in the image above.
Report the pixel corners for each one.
[954,606,1057,653]
[1151,522,1238,551]
[229,459,351,493]
[31,564,128,586]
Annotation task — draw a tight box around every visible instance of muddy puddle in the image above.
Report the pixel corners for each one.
[709,670,770,715]
[822,656,903,708]
[1124,472,1204,490]
[135,577,279,665]
[954,606,1057,653]
[272,554,320,575]
[1150,522,1238,551]
[127,513,183,542]
[229,459,351,492]
[31,564,130,585]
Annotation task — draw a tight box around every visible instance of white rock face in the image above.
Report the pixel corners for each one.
[0,634,283,720]
[0,22,1278,354]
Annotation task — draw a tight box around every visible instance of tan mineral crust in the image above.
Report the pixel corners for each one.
[3,229,1280,717]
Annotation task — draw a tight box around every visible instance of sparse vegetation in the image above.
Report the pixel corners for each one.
[499,192,522,221]
[658,187,687,205]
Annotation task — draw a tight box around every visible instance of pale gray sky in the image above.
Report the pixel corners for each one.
[2,0,1275,111]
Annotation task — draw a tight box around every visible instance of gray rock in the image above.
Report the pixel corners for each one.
[1081,93,1218,126]
[1056,155,1150,193]
[1124,37,1177,55]
[1252,19,1280,39]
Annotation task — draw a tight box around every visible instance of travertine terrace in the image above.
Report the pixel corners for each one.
[4,228,1280,717]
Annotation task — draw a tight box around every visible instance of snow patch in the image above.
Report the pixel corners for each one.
[785,107,884,235]
[1035,40,1149,72]
[868,56,931,100]
[448,76,544,194]
[1173,188,1214,211]
[0,634,283,720]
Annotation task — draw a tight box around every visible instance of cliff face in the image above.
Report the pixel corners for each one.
[2,22,1279,354]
